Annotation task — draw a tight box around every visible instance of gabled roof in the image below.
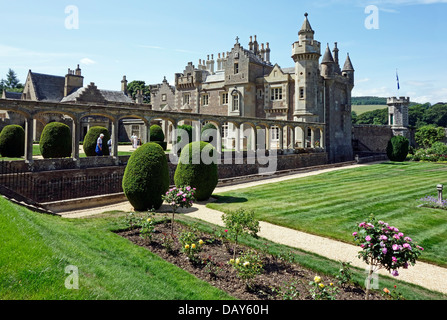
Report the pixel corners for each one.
[29,71,65,102]
[61,84,133,104]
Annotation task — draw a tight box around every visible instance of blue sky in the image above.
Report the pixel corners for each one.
[0,0,446,104]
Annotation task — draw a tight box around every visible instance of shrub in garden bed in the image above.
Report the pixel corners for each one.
[386,135,409,162]
[122,142,169,211]
[0,124,25,157]
[117,214,386,300]
[174,141,218,201]
[150,124,167,150]
[39,122,72,159]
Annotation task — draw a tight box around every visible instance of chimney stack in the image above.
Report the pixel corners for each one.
[121,75,128,95]
[64,65,84,97]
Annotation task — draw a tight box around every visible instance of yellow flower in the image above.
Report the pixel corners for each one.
[330,283,334,286]
[235,258,240,264]
[229,259,235,264]
[185,244,190,249]
[243,261,250,267]
[198,239,204,245]
[147,218,151,222]
[319,283,325,289]
[191,243,196,249]
[314,276,321,283]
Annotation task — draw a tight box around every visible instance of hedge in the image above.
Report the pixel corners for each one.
[174,141,218,201]
[0,125,25,158]
[39,122,72,159]
[122,142,170,211]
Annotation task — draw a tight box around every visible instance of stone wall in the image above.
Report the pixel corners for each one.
[2,151,328,203]
[352,124,394,153]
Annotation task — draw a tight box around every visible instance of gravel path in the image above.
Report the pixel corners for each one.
[60,163,447,296]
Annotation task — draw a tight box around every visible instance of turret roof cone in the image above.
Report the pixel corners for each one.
[321,44,335,64]
[342,53,354,71]
[299,13,314,35]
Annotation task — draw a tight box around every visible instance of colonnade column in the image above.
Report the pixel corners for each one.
[111,118,119,157]
[320,127,325,149]
[235,124,241,153]
[290,127,295,149]
[301,126,306,148]
[24,116,34,163]
[310,127,315,148]
[279,126,284,150]
[72,117,80,160]
[252,126,257,152]
[216,124,222,155]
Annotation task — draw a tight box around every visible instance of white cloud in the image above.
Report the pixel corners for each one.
[80,58,96,65]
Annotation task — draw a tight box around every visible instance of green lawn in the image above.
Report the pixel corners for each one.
[207,161,447,267]
[352,104,387,115]
[1,195,445,300]
[0,196,233,300]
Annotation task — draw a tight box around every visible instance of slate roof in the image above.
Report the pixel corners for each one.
[100,90,133,103]
[2,90,22,99]
[29,72,65,102]
[321,45,335,64]
[342,54,354,71]
[61,86,133,103]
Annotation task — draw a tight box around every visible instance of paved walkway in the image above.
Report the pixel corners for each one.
[60,162,447,297]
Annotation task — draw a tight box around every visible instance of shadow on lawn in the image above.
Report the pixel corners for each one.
[210,195,248,204]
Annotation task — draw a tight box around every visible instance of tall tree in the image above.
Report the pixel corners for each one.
[127,80,150,103]
[1,68,24,93]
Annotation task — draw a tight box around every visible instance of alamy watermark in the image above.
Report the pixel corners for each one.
[65,5,79,30]
[169,128,278,175]
[65,265,79,290]
[365,5,379,30]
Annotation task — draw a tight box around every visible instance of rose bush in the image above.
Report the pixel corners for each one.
[353,215,424,299]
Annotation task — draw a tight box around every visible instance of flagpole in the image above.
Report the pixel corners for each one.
[396,68,400,97]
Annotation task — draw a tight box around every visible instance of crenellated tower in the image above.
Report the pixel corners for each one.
[291,13,321,122]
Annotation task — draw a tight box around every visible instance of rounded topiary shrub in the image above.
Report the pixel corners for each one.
[83,126,110,156]
[122,142,169,211]
[386,135,409,162]
[150,124,167,150]
[39,122,72,159]
[201,123,217,143]
[0,125,25,158]
[174,141,218,201]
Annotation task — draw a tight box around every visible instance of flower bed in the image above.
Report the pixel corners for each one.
[117,218,385,300]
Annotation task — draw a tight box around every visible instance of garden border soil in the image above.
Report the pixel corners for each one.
[117,220,384,301]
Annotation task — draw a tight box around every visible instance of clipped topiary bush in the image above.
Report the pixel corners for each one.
[201,123,217,143]
[83,126,110,156]
[0,125,25,158]
[174,141,218,201]
[386,135,409,162]
[150,124,167,150]
[39,122,72,159]
[122,142,170,211]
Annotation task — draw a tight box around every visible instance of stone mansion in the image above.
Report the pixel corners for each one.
[1,13,357,163]
[149,13,355,163]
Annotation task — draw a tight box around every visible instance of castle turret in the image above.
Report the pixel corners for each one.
[387,96,410,136]
[321,44,335,78]
[342,53,355,85]
[291,13,321,122]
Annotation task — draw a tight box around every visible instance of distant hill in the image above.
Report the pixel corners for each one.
[351,96,387,105]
